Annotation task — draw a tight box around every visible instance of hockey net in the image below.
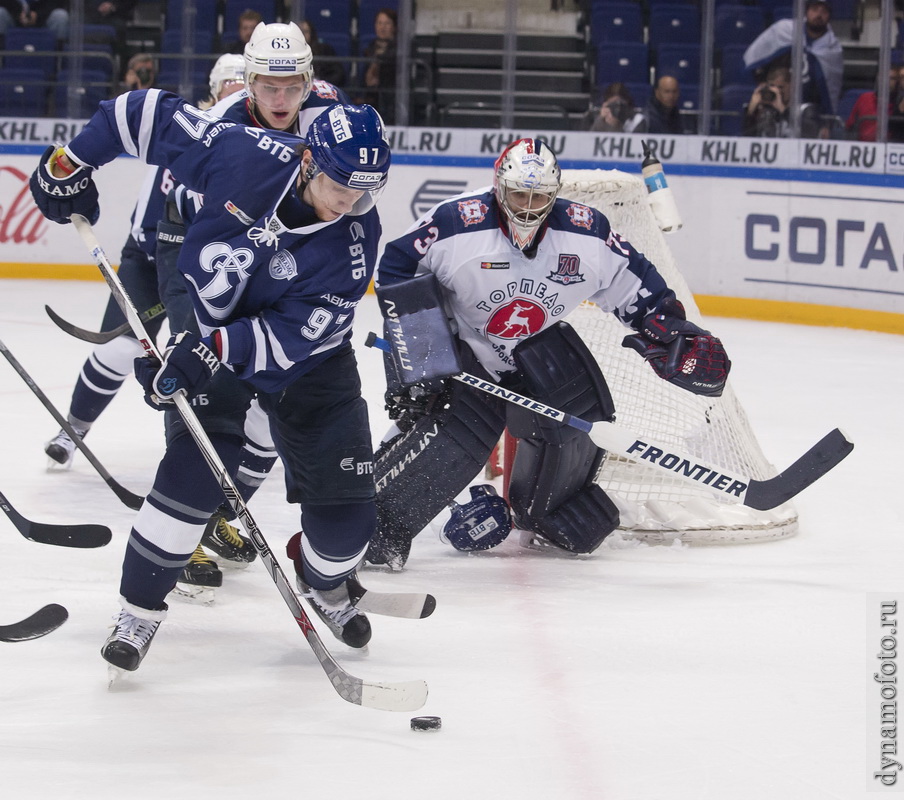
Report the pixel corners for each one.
[526,169,797,544]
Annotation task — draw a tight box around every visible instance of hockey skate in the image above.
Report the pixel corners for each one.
[101,599,167,674]
[201,512,257,567]
[172,545,222,604]
[297,577,372,648]
[44,425,88,470]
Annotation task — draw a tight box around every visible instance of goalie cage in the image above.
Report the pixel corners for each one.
[499,169,797,546]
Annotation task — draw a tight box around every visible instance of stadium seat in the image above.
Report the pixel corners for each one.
[597,42,649,86]
[54,69,110,118]
[717,82,753,135]
[590,2,644,43]
[0,69,48,117]
[305,1,353,36]
[648,5,701,47]
[718,43,757,87]
[838,88,868,123]
[655,44,701,86]
[164,0,218,35]
[714,5,766,47]
[3,28,58,78]
[625,80,652,110]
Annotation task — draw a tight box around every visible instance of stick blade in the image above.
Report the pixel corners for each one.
[0,603,69,642]
[745,428,854,511]
[360,679,430,712]
[24,522,113,549]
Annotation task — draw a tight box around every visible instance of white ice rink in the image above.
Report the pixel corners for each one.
[0,275,900,800]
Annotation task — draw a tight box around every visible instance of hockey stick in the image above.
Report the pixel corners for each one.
[365,333,854,511]
[0,603,68,642]
[71,215,428,713]
[0,488,112,547]
[0,338,144,511]
[45,303,165,346]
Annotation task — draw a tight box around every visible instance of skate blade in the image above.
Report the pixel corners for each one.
[107,664,129,690]
[171,583,217,605]
[45,456,73,472]
[211,557,251,571]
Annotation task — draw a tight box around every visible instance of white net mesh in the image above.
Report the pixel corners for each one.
[558,169,797,544]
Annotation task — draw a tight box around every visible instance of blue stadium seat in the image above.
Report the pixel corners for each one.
[61,42,114,80]
[718,43,757,87]
[717,82,753,135]
[838,88,868,123]
[3,28,58,78]
[164,0,218,35]
[655,43,701,86]
[714,5,766,47]
[55,70,110,118]
[625,80,652,110]
[161,28,216,53]
[649,5,700,47]
[591,2,644,43]
[597,42,649,86]
[0,69,48,117]
[305,1,353,36]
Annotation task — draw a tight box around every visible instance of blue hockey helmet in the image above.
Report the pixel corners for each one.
[441,485,513,552]
[305,104,391,215]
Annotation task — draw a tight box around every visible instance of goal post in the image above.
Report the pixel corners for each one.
[504,169,798,545]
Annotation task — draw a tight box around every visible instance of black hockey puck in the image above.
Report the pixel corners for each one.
[410,715,442,731]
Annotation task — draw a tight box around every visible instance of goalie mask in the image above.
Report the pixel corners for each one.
[441,485,513,552]
[303,104,391,216]
[493,138,561,251]
[244,22,314,119]
[208,53,245,101]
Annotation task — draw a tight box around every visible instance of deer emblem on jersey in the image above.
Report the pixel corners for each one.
[500,303,534,337]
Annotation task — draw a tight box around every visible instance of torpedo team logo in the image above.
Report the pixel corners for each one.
[485,299,546,339]
[458,198,488,226]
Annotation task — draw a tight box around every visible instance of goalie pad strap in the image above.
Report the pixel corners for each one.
[376,273,462,387]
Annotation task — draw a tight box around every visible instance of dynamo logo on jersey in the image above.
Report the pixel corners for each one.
[269,250,297,281]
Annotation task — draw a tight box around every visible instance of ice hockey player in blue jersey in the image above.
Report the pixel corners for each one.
[30,93,391,670]
[367,138,731,570]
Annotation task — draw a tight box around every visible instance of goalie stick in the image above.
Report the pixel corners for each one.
[0,338,144,511]
[0,488,112,548]
[0,603,68,642]
[71,215,428,713]
[44,303,165,346]
[365,333,853,512]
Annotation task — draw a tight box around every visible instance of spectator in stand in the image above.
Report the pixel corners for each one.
[85,1,136,65]
[644,74,688,135]
[588,82,646,133]
[357,6,397,123]
[846,64,904,142]
[0,0,69,41]
[121,52,156,92]
[743,0,842,122]
[224,8,263,55]
[300,17,345,88]
[742,65,822,138]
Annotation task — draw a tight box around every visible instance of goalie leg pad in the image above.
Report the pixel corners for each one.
[377,273,462,387]
[372,346,507,560]
[506,322,619,550]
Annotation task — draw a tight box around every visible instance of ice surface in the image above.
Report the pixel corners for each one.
[0,278,897,799]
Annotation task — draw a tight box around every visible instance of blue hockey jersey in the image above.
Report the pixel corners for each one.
[65,89,381,392]
[378,189,675,378]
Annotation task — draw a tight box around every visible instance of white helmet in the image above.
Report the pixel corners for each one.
[208,53,245,100]
[243,21,314,100]
[493,138,561,251]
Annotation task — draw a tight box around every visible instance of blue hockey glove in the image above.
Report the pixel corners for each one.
[622,299,731,397]
[28,145,100,225]
[134,332,220,409]
[441,485,512,552]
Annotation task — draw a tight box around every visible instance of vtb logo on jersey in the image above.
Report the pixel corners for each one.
[548,253,584,285]
[566,203,593,230]
[458,198,488,226]
[485,299,546,340]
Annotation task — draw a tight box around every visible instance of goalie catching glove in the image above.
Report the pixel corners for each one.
[623,298,730,397]
[134,331,221,409]
[28,145,100,226]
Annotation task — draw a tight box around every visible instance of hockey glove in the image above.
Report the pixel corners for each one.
[28,145,100,226]
[442,485,512,552]
[622,299,731,397]
[134,332,220,409]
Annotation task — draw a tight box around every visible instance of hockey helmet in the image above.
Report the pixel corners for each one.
[208,53,245,101]
[243,22,314,104]
[493,138,561,251]
[304,104,391,215]
[441,485,513,552]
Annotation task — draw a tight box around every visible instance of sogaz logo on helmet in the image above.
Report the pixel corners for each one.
[267,57,298,72]
[348,171,382,188]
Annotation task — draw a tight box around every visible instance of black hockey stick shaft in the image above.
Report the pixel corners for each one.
[45,303,165,345]
[0,488,112,547]
[0,603,68,642]
[366,333,853,511]
[0,337,144,511]
[72,215,427,712]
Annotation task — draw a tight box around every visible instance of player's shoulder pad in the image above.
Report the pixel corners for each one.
[547,197,609,238]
